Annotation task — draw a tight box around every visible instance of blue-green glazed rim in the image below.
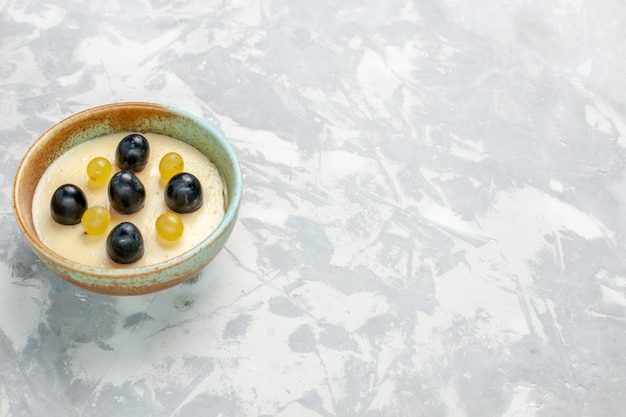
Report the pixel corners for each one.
[13,102,243,295]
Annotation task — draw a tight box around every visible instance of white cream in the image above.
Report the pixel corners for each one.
[32,132,226,268]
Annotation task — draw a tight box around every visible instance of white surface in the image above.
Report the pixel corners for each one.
[1,0,626,416]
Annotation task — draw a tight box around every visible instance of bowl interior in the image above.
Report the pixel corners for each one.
[13,102,242,294]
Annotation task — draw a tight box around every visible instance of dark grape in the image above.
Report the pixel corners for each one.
[106,222,144,264]
[116,133,150,172]
[50,184,87,225]
[108,170,146,214]
[165,172,203,213]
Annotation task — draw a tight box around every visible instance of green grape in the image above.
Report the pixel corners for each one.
[155,212,184,241]
[87,157,112,185]
[81,206,111,235]
[159,152,184,181]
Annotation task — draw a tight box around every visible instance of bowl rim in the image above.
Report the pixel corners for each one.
[13,102,242,281]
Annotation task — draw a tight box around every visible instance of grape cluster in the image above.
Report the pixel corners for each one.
[49,133,204,264]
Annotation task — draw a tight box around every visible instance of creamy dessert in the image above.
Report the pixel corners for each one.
[32,132,226,268]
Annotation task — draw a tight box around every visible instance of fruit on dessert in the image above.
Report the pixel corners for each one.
[159,152,184,181]
[108,170,146,214]
[87,156,112,185]
[165,172,203,213]
[106,222,144,264]
[116,133,150,172]
[81,206,111,235]
[50,184,88,225]
[33,131,226,268]
[155,212,184,241]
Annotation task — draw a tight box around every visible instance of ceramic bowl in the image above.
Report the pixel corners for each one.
[13,102,242,295]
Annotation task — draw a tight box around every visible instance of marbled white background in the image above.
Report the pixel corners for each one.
[1,0,625,416]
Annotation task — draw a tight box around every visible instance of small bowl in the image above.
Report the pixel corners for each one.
[13,102,242,295]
